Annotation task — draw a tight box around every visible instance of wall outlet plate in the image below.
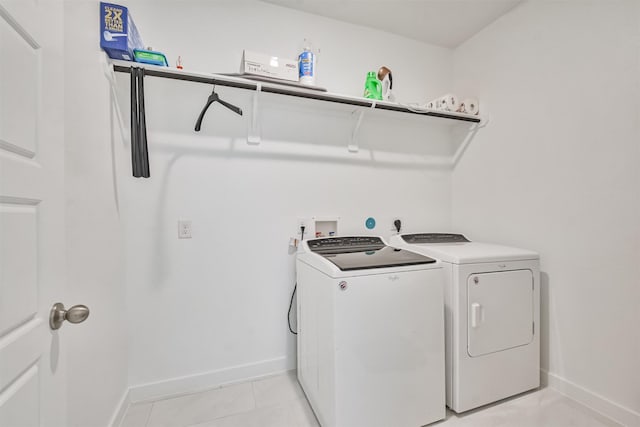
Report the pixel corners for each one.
[178,220,192,239]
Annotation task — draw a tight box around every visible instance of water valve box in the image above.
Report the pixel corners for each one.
[100,2,144,61]
[240,50,298,82]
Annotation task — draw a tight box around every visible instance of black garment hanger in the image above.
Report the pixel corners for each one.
[194,85,243,132]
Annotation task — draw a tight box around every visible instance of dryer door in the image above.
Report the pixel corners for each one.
[467,269,533,357]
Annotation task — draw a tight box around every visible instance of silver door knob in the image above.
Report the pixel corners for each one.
[49,303,90,330]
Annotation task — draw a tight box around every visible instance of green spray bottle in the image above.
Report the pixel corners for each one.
[363,71,382,100]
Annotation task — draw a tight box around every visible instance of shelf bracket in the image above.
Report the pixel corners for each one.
[349,101,376,153]
[100,53,127,144]
[247,83,262,145]
[451,113,490,167]
[478,113,490,129]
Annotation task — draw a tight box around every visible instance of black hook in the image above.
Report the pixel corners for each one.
[194,85,243,132]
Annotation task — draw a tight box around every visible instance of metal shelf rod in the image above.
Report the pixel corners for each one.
[112,63,481,124]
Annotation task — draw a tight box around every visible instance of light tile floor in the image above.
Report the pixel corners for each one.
[120,371,620,427]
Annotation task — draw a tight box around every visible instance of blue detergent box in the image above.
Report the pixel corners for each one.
[100,2,144,61]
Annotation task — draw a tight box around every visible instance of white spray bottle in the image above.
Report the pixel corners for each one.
[298,39,316,86]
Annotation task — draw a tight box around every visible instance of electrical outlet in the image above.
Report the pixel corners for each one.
[178,220,192,239]
[298,218,309,240]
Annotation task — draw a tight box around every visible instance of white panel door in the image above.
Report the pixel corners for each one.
[0,1,67,426]
[467,269,534,357]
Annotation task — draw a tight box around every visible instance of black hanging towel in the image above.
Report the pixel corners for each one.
[130,67,140,177]
[137,68,150,177]
[130,67,150,178]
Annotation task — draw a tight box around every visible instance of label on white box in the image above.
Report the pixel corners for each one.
[241,50,298,82]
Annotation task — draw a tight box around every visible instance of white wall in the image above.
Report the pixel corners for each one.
[60,0,640,423]
[64,2,129,426]
[452,1,640,424]
[113,0,458,397]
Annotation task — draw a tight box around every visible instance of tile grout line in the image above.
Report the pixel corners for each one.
[250,378,258,411]
[139,374,307,427]
[143,402,154,427]
[180,382,260,427]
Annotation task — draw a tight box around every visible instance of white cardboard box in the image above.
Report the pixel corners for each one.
[240,50,299,82]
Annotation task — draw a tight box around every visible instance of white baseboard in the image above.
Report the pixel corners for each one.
[111,365,639,426]
[108,388,130,427]
[127,356,294,403]
[541,369,640,427]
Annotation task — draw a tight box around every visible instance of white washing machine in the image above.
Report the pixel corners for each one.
[296,236,445,427]
[389,233,540,413]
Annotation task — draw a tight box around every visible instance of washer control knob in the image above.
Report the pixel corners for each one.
[339,281,348,291]
[473,276,479,284]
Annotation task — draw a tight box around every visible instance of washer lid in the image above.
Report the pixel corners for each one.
[308,236,436,271]
[391,234,538,264]
[319,246,436,271]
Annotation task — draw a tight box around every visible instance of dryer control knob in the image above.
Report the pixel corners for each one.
[473,276,479,284]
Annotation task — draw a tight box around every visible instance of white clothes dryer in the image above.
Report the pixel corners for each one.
[296,236,445,427]
[389,233,540,413]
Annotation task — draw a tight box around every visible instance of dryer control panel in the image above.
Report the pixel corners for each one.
[401,233,470,244]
